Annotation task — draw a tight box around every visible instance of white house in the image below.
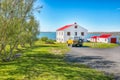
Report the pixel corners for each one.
[56,22,88,43]
[90,34,119,43]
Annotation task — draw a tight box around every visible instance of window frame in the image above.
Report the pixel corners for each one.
[75,26,77,28]
[67,32,71,36]
[81,32,84,36]
[75,32,77,36]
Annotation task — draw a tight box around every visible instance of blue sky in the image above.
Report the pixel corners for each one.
[35,0,120,32]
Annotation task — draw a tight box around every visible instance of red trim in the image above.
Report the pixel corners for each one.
[57,24,74,31]
[99,34,111,38]
[91,36,98,39]
[91,34,112,39]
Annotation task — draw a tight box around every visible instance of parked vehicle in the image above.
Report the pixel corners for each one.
[67,39,73,46]
[67,36,83,47]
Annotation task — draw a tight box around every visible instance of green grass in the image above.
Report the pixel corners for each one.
[0,40,112,80]
[84,42,119,48]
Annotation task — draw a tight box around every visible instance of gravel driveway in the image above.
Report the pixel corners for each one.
[65,46,120,79]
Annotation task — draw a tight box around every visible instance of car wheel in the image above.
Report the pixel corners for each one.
[72,44,74,47]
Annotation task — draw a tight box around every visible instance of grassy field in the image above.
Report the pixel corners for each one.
[83,42,119,48]
[0,40,112,80]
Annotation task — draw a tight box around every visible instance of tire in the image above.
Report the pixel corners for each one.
[72,44,74,47]
[68,44,70,46]
[75,44,77,47]
[80,45,82,47]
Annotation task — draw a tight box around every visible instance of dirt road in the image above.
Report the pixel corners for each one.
[65,46,120,79]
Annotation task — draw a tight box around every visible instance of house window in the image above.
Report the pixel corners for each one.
[75,26,77,28]
[75,32,77,36]
[67,32,70,36]
[81,32,84,36]
[105,39,107,41]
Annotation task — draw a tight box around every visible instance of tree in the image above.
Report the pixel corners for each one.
[26,16,39,46]
[0,0,41,61]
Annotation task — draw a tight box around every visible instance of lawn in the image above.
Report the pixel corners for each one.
[83,42,119,48]
[0,40,112,80]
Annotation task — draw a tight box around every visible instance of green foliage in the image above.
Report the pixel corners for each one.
[41,37,48,42]
[0,41,112,80]
[0,0,41,61]
[84,42,119,48]
[46,39,55,44]
[40,37,55,44]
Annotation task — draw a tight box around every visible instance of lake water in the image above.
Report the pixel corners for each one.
[37,32,100,40]
[37,32,56,40]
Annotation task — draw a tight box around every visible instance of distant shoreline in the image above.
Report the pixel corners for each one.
[40,31,120,34]
[88,31,120,33]
[40,31,56,33]
[38,32,120,40]
[88,32,120,36]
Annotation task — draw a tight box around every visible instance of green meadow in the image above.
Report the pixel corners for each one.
[83,42,119,48]
[0,40,112,80]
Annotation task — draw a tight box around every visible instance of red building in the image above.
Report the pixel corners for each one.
[90,34,119,43]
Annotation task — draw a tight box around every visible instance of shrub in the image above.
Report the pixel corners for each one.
[46,39,55,44]
[41,37,48,42]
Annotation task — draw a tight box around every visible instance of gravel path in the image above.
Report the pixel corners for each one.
[65,46,120,80]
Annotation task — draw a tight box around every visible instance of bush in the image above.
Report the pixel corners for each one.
[46,39,55,44]
[41,37,48,42]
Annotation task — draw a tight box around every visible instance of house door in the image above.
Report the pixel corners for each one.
[111,38,116,43]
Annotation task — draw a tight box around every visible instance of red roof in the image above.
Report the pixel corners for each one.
[99,34,111,38]
[57,24,74,31]
[91,34,112,39]
[91,36,98,38]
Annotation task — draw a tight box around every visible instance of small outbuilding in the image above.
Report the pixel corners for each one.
[90,36,98,42]
[90,34,119,43]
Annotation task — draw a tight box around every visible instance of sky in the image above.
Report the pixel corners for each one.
[34,0,120,32]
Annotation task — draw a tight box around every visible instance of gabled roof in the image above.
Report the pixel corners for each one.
[91,34,112,39]
[99,34,111,38]
[57,24,74,31]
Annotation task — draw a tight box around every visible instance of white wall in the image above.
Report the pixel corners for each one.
[117,36,120,44]
[56,31,64,43]
[90,38,97,42]
[64,24,88,42]
[56,24,88,43]
[118,36,120,44]
[98,38,109,43]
